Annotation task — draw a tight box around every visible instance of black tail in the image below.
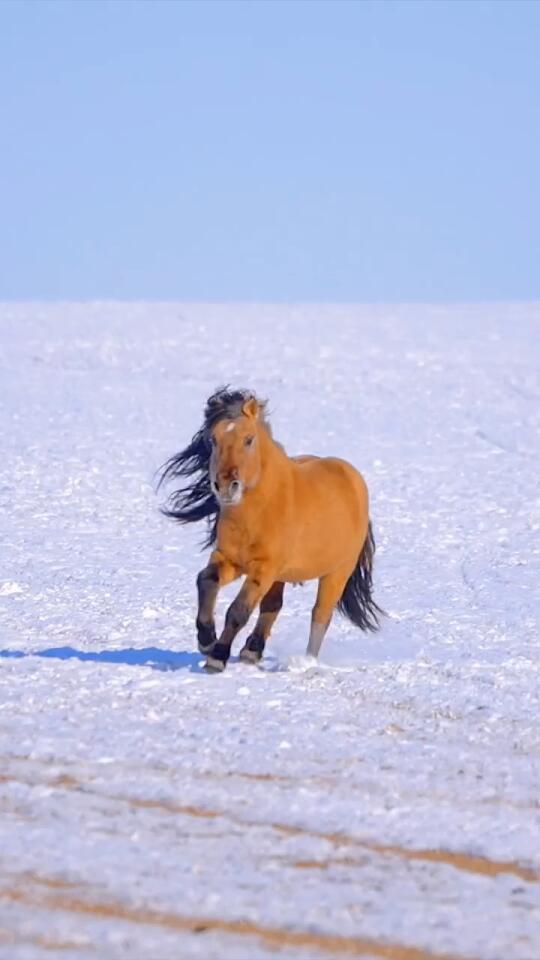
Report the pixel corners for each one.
[337,522,384,632]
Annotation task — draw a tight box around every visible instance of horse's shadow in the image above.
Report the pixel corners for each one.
[0,645,207,673]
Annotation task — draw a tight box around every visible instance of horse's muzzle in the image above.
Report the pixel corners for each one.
[218,478,243,506]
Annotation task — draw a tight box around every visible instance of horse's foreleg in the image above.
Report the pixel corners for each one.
[196,551,239,654]
[239,580,285,664]
[306,569,349,658]
[205,565,274,671]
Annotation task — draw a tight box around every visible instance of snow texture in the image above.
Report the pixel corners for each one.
[1,303,539,960]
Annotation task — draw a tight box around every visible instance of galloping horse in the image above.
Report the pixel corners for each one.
[159,387,382,671]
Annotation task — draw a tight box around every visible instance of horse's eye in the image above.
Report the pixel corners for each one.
[245,435,255,448]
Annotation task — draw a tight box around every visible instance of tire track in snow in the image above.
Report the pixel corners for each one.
[1,765,539,885]
[0,875,473,960]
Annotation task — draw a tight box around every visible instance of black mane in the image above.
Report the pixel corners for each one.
[157,386,268,547]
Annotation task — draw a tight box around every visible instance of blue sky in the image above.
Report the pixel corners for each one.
[0,0,538,300]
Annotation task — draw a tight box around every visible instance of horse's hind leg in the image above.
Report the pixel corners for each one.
[306,569,349,658]
[239,581,285,664]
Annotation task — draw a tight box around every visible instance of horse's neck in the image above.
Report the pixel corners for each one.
[258,425,290,488]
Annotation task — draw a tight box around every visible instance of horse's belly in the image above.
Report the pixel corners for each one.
[279,536,354,583]
[280,561,321,583]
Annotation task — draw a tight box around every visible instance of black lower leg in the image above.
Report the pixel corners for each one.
[240,581,284,662]
[196,619,216,652]
[207,596,251,667]
[196,564,219,653]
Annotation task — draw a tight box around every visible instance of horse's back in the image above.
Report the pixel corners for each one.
[294,454,367,500]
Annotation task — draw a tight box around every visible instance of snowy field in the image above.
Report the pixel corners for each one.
[1,302,539,960]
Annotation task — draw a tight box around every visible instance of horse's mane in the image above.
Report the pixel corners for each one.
[157,386,269,547]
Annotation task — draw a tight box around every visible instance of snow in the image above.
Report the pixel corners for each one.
[0,302,539,960]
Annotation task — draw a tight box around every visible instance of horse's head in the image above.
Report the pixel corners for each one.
[208,396,263,507]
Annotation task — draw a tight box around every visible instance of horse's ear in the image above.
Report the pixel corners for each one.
[242,397,259,420]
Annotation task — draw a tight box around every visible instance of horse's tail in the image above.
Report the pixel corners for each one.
[337,521,384,632]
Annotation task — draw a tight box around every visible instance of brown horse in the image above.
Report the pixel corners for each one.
[159,387,382,671]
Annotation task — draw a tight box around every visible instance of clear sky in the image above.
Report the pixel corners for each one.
[0,0,539,301]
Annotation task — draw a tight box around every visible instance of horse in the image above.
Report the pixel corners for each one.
[158,387,382,672]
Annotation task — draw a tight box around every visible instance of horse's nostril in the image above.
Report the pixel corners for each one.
[230,480,240,493]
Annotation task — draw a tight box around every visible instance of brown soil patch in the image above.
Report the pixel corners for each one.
[0,927,91,952]
[270,822,540,883]
[292,857,369,870]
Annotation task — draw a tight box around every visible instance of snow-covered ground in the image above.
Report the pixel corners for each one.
[1,303,539,960]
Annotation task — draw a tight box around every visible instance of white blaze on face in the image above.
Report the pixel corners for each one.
[210,420,243,506]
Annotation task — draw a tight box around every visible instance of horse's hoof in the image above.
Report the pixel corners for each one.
[239,647,261,665]
[204,655,226,673]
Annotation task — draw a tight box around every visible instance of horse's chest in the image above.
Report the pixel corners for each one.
[217,517,262,571]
